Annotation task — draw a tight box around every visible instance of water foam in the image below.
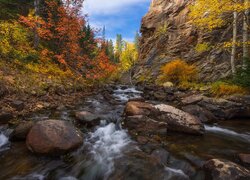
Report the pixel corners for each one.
[85,123,131,179]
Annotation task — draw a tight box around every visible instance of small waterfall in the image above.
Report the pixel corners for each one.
[113,86,143,102]
[83,122,132,180]
[205,125,250,143]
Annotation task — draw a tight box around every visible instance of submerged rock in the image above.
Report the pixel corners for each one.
[75,111,100,126]
[203,159,250,180]
[26,120,83,155]
[110,151,189,180]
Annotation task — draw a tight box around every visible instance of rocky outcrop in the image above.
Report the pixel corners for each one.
[123,101,204,135]
[134,0,240,82]
[140,84,250,121]
[26,120,83,155]
[203,159,250,180]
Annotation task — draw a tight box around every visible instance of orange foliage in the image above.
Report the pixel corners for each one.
[19,0,85,69]
[86,50,117,80]
[210,82,248,97]
[159,59,197,84]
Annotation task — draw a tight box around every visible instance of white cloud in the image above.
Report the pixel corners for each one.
[83,0,150,15]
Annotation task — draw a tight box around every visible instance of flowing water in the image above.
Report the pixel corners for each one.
[0,85,249,180]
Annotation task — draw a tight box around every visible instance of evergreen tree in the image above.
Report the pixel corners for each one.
[134,31,140,52]
[115,34,123,62]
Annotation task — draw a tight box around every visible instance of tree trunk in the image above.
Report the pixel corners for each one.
[231,11,238,75]
[243,0,249,69]
[34,0,40,49]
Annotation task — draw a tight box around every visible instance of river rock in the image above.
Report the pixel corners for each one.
[182,105,216,123]
[10,100,24,111]
[203,159,250,180]
[151,148,170,165]
[0,112,13,125]
[154,104,205,135]
[124,115,167,137]
[26,120,83,155]
[124,101,156,116]
[181,95,204,105]
[75,111,100,126]
[110,151,189,180]
[11,121,35,140]
[239,154,250,165]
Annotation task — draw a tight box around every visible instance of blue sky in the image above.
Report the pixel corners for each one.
[83,0,151,42]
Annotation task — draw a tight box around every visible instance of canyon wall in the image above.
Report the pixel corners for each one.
[134,0,240,83]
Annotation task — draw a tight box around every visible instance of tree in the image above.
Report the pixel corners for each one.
[107,39,115,61]
[34,0,40,49]
[243,0,249,69]
[20,0,85,69]
[115,34,123,62]
[189,0,250,75]
[231,11,237,75]
[134,31,140,53]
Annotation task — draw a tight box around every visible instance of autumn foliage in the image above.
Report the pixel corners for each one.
[16,0,117,81]
[158,59,197,84]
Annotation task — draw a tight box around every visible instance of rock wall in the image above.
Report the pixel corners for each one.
[134,0,242,83]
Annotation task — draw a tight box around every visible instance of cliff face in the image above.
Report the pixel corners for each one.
[134,0,236,83]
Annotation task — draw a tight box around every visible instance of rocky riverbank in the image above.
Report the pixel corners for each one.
[0,85,249,179]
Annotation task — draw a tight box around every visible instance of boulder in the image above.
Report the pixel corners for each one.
[182,105,216,123]
[123,115,167,137]
[75,111,100,126]
[154,104,205,135]
[203,159,250,180]
[123,101,204,135]
[239,154,250,165]
[11,121,35,140]
[26,120,83,155]
[123,101,156,116]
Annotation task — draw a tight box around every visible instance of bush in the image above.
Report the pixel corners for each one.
[210,81,248,97]
[158,59,198,84]
[0,20,35,60]
[195,42,211,53]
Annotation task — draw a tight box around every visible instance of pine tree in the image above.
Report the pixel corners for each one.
[115,34,123,62]
[134,31,140,52]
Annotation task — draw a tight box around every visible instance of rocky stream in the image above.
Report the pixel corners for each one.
[0,85,250,180]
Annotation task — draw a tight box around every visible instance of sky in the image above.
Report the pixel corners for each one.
[83,0,151,42]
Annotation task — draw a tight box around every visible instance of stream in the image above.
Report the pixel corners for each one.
[0,86,249,180]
